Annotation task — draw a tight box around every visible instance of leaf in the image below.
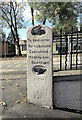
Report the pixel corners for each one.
[16,84,20,87]
[1,87,5,90]
[19,93,22,96]
[21,98,27,103]
[41,106,51,109]
[16,100,21,104]
[7,80,9,83]
[10,83,12,85]
[18,76,22,78]
[0,102,7,106]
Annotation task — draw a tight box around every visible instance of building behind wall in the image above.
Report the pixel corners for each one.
[2,41,8,56]
[53,34,82,55]
[1,41,15,57]
[1,39,27,57]
[19,40,27,56]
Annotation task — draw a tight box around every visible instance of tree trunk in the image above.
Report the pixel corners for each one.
[14,44,16,56]
[12,1,21,56]
[17,37,21,56]
[15,29,21,56]
[10,25,16,56]
[43,18,46,25]
[31,7,34,26]
[10,3,16,56]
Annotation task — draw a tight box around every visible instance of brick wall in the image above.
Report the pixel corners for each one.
[2,43,8,55]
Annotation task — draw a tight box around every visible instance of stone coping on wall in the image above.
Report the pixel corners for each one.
[53,70,81,76]
[53,70,81,82]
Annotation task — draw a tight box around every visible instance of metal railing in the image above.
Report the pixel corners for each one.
[53,27,82,71]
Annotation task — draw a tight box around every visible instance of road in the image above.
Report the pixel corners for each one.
[1,57,27,72]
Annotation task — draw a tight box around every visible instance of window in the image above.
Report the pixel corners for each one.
[56,43,66,54]
[56,43,65,51]
[73,44,81,51]
[22,45,27,51]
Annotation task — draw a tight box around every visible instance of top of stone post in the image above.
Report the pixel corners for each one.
[27,25,52,37]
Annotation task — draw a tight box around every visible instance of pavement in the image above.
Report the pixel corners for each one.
[0,56,81,119]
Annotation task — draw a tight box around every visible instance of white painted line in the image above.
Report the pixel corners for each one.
[7,65,13,67]
[16,65,21,67]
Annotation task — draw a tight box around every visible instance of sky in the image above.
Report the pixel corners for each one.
[3,2,52,40]
[3,1,80,40]
[18,20,52,40]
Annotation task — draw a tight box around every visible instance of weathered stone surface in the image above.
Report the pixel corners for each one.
[27,25,53,107]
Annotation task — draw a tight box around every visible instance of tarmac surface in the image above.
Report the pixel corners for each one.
[0,56,81,119]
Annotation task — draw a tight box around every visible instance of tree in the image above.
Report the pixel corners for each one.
[31,7,34,26]
[28,2,48,25]
[28,2,80,34]
[7,32,17,55]
[7,32,14,44]
[1,1,26,56]
[28,3,35,26]
[79,2,82,32]
[2,32,6,42]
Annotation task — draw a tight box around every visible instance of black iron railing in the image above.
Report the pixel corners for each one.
[53,27,82,71]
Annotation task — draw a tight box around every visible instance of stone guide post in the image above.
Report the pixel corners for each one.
[27,25,53,108]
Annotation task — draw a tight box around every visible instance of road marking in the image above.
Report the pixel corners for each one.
[2,65,12,68]
[0,69,15,72]
[8,65,13,67]
[16,65,21,67]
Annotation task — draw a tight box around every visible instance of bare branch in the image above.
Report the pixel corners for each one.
[2,9,10,22]
[2,16,10,27]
